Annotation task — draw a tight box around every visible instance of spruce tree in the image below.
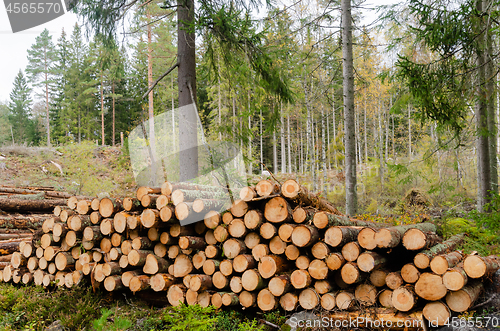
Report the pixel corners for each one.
[8,70,33,144]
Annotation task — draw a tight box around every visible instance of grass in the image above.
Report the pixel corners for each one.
[0,281,287,331]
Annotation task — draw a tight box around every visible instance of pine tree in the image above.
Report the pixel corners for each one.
[51,28,70,143]
[8,70,33,144]
[26,29,58,146]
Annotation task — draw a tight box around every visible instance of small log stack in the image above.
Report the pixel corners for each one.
[0,179,498,329]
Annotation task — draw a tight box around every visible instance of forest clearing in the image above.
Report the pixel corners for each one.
[1,0,500,329]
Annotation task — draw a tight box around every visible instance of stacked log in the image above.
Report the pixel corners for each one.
[0,179,498,329]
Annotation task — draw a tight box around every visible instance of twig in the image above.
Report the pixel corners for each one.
[142,61,179,99]
[259,162,281,186]
[471,295,495,310]
[259,319,280,329]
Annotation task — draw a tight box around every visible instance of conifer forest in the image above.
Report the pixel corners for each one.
[1,0,500,216]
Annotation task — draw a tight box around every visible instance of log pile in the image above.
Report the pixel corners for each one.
[0,185,73,265]
[0,179,498,328]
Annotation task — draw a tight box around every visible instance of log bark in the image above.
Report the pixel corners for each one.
[0,214,51,229]
[0,240,23,255]
[136,186,161,200]
[445,280,483,312]
[202,259,220,275]
[375,223,437,249]
[281,179,341,215]
[336,291,355,310]
[255,180,280,196]
[258,255,289,279]
[357,252,387,273]
[291,225,319,247]
[0,198,66,212]
[413,234,465,269]
[143,254,170,274]
[463,254,500,278]
[292,206,315,224]
[150,273,176,291]
[239,186,257,201]
[242,269,266,291]
[402,229,441,251]
[233,254,256,273]
[99,198,122,218]
[123,197,142,212]
[430,251,463,275]
[222,239,246,259]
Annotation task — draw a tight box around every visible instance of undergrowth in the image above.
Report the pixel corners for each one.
[0,282,288,331]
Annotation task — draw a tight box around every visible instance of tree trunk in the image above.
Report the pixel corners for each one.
[178,0,198,181]
[485,5,498,194]
[476,0,491,211]
[342,0,357,215]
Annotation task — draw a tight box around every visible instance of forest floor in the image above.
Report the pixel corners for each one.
[0,143,499,330]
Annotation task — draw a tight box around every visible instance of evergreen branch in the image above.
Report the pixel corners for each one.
[142,61,179,99]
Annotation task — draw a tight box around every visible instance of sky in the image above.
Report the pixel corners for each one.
[0,0,394,103]
[0,7,79,102]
